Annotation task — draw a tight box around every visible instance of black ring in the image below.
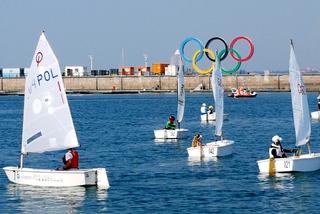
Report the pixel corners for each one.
[205,37,229,62]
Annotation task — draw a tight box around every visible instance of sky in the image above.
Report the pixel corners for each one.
[1,0,320,72]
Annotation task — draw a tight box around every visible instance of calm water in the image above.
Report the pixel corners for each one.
[1,92,320,213]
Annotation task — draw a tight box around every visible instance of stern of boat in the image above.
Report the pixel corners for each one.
[154,129,188,139]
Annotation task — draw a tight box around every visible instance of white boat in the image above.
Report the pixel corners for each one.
[187,52,234,157]
[311,111,320,120]
[257,40,320,173]
[200,112,216,121]
[154,50,188,139]
[3,32,109,188]
[200,112,228,122]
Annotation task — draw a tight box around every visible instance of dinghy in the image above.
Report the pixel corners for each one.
[311,111,320,120]
[188,53,234,157]
[3,32,109,188]
[200,112,216,122]
[228,87,257,98]
[311,96,320,120]
[257,41,320,173]
[154,51,188,139]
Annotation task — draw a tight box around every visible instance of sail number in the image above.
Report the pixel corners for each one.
[284,161,290,169]
[28,69,58,94]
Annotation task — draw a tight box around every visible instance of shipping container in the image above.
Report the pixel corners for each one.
[2,68,20,78]
[121,66,134,75]
[152,63,169,75]
[137,66,151,76]
[110,68,119,75]
[64,66,87,77]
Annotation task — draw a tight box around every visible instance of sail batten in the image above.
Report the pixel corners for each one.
[211,52,224,137]
[289,42,311,147]
[21,33,79,154]
[177,52,185,124]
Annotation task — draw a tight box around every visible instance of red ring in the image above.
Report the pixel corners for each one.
[36,52,43,64]
[229,36,254,62]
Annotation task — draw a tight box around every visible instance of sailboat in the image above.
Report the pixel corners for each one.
[257,41,320,173]
[187,52,234,157]
[3,32,109,188]
[311,95,320,120]
[154,50,188,139]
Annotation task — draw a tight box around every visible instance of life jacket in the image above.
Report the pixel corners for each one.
[200,106,207,114]
[70,150,79,169]
[269,143,284,158]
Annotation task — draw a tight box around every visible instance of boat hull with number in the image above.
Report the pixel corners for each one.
[3,167,109,188]
[311,111,320,120]
[257,153,320,173]
[154,129,188,139]
[200,113,216,121]
[187,140,234,157]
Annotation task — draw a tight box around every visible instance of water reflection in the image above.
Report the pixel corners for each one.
[257,173,295,190]
[187,156,218,166]
[200,120,216,126]
[6,184,108,213]
[154,139,178,144]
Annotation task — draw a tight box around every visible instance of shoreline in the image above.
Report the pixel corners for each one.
[0,89,295,96]
[0,74,319,95]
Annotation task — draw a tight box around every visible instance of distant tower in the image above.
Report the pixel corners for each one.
[88,55,93,73]
[121,48,125,67]
[143,53,148,67]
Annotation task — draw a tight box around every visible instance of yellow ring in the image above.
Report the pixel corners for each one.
[192,48,216,75]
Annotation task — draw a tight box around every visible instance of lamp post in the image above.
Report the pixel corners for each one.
[88,55,93,75]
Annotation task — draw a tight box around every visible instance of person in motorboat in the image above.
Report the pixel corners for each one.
[269,135,297,158]
[200,103,207,115]
[164,115,176,130]
[191,133,203,147]
[208,105,214,114]
[62,148,79,170]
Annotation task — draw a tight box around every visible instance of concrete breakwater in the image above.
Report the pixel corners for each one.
[1,74,320,94]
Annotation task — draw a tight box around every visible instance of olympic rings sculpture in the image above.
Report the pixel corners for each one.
[179,36,254,75]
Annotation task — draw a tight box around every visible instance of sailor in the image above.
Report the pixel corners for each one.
[164,115,176,130]
[269,135,296,158]
[191,133,203,147]
[208,105,214,114]
[200,103,207,115]
[317,93,320,110]
[62,148,79,170]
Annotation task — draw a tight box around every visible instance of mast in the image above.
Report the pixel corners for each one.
[19,153,24,168]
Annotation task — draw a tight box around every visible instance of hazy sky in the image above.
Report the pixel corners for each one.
[1,0,320,72]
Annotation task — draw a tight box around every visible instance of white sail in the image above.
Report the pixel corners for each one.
[289,41,311,147]
[21,32,79,154]
[176,53,185,124]
[211,53,224,136]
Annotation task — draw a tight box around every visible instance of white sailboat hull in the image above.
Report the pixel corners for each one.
[257,153,320,173]
[311,111,320,120]
[200,113,216,121]
[3,167,110,188]
[154,129,188,139]
[187,140,234,157]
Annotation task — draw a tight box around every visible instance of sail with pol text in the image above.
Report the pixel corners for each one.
[21,32,79,154]
[289,41,311,147]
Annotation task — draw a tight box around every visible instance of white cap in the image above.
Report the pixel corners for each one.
[272,135,282,143]
[202,103,206,106]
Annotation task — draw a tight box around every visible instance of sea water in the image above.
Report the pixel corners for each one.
[1,92,320,213]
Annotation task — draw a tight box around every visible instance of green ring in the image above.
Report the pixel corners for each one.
[218,48,242,75]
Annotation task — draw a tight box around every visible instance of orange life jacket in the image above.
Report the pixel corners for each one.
[70,150,79,169]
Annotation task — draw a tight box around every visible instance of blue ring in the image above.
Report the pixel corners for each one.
[179,37,204,63]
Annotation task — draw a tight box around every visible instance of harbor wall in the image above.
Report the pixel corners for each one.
[1,74,320,93]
